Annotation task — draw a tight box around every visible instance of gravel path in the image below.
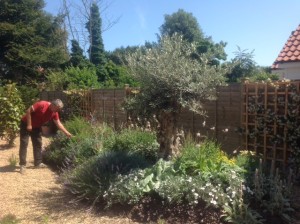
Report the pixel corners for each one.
[0,138,136,224]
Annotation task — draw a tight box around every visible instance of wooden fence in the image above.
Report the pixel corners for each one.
[40,84,242,154]
[40,88,127,127]
[176,84,242,154]
[40,81,300,168]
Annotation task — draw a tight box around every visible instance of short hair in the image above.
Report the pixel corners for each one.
[51,99,64,109]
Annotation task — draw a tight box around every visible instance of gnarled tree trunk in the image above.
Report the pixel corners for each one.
[157,110,180,159]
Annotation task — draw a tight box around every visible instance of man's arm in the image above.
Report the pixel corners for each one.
[25,106,34,131]
[53,119,72,138]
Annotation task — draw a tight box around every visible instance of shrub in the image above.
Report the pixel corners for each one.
[104,158,245,209]
[44,133,103,169]
[46,66,100,90]
[63,151,151,205]
[64,116,96,138]
[105,128,159,163]
[174,138,235,175]
[251,164,294,222]
[17,85,39,108]
[53,125,296,223]
[0,83,25,145]
[234,150,260,181]
[43,117,113,169]
[43,133,72,168]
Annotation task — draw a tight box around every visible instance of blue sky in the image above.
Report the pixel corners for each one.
[44,0,300,67]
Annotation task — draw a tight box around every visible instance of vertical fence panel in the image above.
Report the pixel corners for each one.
[40,84,243,154]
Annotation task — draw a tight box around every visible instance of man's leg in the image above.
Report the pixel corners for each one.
[31,128,43,166]
[19,121,29,166]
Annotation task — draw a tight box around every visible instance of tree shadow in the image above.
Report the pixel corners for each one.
[33,187,224,224]
[0,142,14,151]
[32,186,134,223]
[0,165,18,173]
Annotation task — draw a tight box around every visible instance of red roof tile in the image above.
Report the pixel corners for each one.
[272,24,300,69]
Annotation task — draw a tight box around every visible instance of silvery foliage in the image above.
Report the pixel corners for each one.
[125,34,229,115]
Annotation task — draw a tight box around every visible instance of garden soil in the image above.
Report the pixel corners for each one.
[0,138,137,224]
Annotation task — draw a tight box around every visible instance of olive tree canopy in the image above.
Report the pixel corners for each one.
[125,34,229,159]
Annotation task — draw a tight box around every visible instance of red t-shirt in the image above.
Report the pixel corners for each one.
[21,101,59,128]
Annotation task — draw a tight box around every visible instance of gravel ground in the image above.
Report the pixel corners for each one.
[0,137,136,224]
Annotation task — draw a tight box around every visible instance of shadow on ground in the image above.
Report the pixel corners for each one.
[0,143,14,151]
[0,165,18,173]
[34,187,225,224]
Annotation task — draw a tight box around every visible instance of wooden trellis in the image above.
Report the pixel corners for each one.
[242,80,300,168]
[78,90,92,118]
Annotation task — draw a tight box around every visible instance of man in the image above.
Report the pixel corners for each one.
[19,99,72,173]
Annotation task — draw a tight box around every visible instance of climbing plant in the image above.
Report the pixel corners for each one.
[243,80,300,170]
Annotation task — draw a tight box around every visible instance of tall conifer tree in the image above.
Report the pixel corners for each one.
[69,39,91,68]
[86,3,106,66]
[0,0,68,83]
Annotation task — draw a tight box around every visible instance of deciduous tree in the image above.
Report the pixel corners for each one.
[159,9,227,65]
[160,9,204,43]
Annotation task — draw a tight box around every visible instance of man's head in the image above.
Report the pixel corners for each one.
[50,99,64,112]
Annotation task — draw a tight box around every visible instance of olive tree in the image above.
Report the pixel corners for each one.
[125,34,229,159]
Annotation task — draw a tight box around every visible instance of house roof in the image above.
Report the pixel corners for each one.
[272,24,300,69]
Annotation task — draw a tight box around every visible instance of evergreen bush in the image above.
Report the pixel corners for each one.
[0,83,25,145]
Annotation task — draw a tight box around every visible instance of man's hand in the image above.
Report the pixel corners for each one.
[53,119,72,138]
[26,125,32,132]
[65,132,72,138]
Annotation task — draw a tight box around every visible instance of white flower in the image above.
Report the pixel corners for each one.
[210,200,217,205]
